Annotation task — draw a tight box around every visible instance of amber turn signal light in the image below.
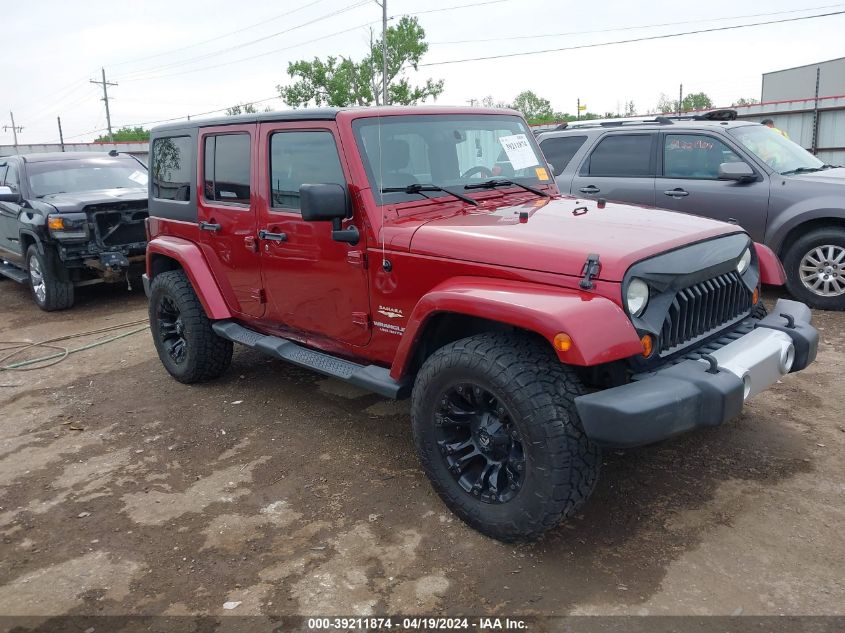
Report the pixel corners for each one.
[553,333,573,352]
[752,287,760,305]
[47,216,65,230]
[640,334,654,358]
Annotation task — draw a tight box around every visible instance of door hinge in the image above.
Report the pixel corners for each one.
[251,288,266,304]
[352,312,370,329]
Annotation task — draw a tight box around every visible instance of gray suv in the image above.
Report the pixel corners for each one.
[537,113,845,310]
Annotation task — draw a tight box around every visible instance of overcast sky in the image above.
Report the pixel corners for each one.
[3,0,845,144]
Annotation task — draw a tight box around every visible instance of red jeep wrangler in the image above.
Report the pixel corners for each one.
[143,107,818,541]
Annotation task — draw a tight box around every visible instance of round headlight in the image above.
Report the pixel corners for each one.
[737,247,752,275]
[626,278,650,317]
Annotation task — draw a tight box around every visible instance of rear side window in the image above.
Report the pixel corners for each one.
[586,134,653,177]
[152,136,193,201]
[4,162,20,191]
[540,135,587,176]
[269,131,345,210]
[204,134,251,204]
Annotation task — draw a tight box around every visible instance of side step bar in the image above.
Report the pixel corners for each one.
[211,320,410,400]
[0,261,29,283]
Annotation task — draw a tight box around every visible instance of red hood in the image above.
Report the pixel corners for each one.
[408,196,744,281]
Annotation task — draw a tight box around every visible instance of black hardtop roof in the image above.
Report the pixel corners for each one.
[150,105,525,134]
[3,151,135,163]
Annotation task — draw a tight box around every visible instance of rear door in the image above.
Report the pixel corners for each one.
[196,125,265,318]
[655,132,770,241]
[569,133,657,206]
[256,121,371,346]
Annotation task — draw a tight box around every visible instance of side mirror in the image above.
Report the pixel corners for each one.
[0,185,21,203]
[546,162,556,176]
[718,162,755,182]
[299,183,358,244]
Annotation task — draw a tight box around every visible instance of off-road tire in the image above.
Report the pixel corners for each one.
[26,245,74,311]
[411,332,601,542]
[782,227,845,311]
[149,270,233,383]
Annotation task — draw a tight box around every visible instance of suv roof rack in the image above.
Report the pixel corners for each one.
[545,108,738,131]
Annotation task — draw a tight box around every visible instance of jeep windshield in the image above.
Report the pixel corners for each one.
[728,125,825,175]
[28,158,148,198]
[352,114,552,204]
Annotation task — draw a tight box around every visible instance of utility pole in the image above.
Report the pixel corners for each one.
[577,98,580,120]
[678,83,683,116]
[91,67,117,142]
[57,116,65,152]
[3,111,23,152]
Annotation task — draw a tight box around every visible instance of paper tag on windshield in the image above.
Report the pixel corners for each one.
[128,170,148,186]
[498,134,539,170]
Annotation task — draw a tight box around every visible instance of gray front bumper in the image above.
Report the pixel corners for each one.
[574,299,819,448]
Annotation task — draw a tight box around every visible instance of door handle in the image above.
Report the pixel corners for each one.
[258,229,288,242]
[663,188,689,197]
[199,221,221,232]
[579,185,600,194]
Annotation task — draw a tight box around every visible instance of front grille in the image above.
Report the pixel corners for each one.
[659,271,752,353]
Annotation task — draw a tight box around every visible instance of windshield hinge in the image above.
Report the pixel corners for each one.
[579,253,601,289]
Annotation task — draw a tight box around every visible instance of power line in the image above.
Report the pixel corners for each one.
[421,9,845,66]
[113,0,371,81]
[108,0,330,69]
[430,2,845,44]
[114,0,509,84]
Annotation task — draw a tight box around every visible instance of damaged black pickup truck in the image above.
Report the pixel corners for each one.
[0,151,149,310]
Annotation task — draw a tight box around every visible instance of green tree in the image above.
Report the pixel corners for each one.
[681,92,713,112]
[732,97,760,106]
[225,103,258,116]
[95,126,149,142]
[279,16,443,107]
[510,90,553,122]
[624,100,637,117]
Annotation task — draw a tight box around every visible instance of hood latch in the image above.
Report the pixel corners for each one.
[580,253,601,289]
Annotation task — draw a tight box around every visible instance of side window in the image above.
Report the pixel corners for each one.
[269,131,345,211]
[204,134,251,204]
[540,135,587,176]
[152,136,192,201]
[586,134,653,177]
[664,134,744,179]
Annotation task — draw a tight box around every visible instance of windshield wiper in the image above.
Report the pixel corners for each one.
[463,178,551,198]
[381,183,479,206]
[781,166,828,175]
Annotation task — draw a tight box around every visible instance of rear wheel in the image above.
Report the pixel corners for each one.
[26,245,74,311]
[783,227,845,310]
[149,270,233,383]
[411,332,601,542]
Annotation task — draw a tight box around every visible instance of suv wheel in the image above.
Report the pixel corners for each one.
[783,227,845,310]
[26,245,74,311]
[149,270,233,383]
[411,332,601,542]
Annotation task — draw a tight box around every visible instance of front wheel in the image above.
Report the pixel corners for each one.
[411,332,601,542]
[148,270,233,383]
[783,227,845,310]
[27,245,74,311]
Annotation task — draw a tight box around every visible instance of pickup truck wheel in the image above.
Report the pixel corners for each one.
[411,332,600,542]
[783,228,845,310]
[26,245,74,311]
[149,270,233,383]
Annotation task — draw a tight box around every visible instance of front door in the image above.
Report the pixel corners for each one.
[569,133,657,206]
[655,132,770,241]
[256,122,371,347]
[196,125,265,318]
[0,161,24,257]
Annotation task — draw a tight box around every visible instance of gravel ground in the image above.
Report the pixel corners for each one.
[0,279,843,624]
